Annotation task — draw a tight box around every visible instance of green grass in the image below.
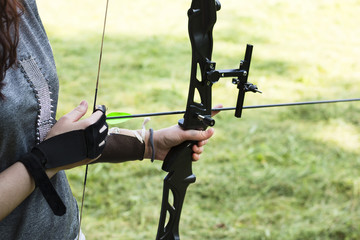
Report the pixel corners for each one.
[37,0,360,239]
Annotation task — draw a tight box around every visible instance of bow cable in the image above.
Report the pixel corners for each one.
[78,0,110,238]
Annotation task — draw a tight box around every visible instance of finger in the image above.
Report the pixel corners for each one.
[62,100,89,123]
[77,109,104,127]
[192,153,201,162]
[211,104,223,117]
[95,104,106,113]
[192,153,201,161]
[197,139,208,147]
[192,144,204,154]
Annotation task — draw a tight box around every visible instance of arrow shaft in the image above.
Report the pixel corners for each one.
[106,98,360,120]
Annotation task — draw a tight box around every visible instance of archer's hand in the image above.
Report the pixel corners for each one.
[46,100,103,139]
[146,104,223,161]
[45,101,107,175]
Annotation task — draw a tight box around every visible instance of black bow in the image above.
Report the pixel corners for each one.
[155,1,260,239]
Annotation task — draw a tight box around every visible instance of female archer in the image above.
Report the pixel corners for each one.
[0,0,218,239]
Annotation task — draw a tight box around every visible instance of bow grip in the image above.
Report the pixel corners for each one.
[162,141,194,172]
[156,141,197,240]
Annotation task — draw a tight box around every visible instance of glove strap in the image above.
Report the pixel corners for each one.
[19,152,66,216]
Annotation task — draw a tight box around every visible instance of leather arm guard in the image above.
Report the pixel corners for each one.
[19,108,108,216]
[96,133,145,163]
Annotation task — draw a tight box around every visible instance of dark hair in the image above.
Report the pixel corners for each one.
[0,0,24,99]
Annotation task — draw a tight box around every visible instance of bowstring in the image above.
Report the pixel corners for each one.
[78,0,110,238]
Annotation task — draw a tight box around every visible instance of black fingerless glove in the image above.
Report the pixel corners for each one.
[19,107,108,216]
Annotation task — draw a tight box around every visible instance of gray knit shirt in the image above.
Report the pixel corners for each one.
[0,0,79,239]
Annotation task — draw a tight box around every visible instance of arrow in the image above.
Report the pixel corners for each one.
[106,98,360,122]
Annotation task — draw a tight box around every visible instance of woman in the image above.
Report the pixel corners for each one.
[0,0,217,239]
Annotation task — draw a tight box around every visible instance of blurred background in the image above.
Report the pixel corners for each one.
[37,0,360,239]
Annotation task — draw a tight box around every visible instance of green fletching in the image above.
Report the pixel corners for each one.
[106,112,132,125]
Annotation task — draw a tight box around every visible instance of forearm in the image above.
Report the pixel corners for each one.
[0,162,57,221]
[96,129,147,163]
[97,125,214,163]
[0,162,35,220]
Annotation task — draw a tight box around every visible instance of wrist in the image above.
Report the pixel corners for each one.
[143,129,155,161]
[143,130,151,159]
[19,152,66,216]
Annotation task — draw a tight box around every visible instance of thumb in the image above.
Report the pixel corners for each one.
[63,100,88,123]
[184,128,215,142]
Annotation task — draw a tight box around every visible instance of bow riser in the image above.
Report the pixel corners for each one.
[180,0,219,130]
